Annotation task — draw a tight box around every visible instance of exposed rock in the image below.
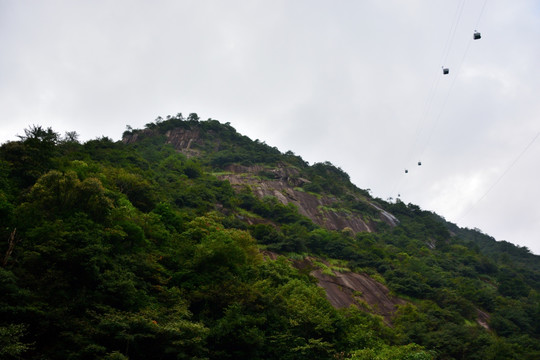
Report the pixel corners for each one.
[370,202,400,227]
[426,239,436,250]
[135,127,399,234]
[123,127,206,157]
[165,128,204,157]
[312,269,406,324]
[261,250,280,261]
[477,309,491,330]
[219,164,376,233]
[263,252,406,324]
[122,129,154,144]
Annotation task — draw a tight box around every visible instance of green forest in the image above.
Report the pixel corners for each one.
[1,115,539,359]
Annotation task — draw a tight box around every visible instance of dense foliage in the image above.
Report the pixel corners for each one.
[1,118,539,359]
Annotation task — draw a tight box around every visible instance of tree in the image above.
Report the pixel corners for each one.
[188,113,200,122]
[0,324,31,358]
[0,126,60,186]
[62,131,80,143]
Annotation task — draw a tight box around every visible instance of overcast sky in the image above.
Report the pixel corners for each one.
[1,0,539,254]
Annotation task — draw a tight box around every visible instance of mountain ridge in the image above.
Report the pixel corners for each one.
[0,115,538,359]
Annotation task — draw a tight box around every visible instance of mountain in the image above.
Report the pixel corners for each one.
[1,114,539,359]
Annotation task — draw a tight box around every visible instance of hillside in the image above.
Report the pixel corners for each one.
[1,114,539,359]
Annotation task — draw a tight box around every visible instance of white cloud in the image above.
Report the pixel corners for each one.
[426,168,499,221]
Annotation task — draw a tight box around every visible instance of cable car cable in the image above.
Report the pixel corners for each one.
[417,0,488,159]
[440,0,466,67]
[392,1,466,199]
[475,0,489,30]
[456,130,540,223]
[418,0,488,162]
[418,36,474,161]
[392,1,488,200]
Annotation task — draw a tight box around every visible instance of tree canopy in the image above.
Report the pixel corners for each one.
[1,117,539,359]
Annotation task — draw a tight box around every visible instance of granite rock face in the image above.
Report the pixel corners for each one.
[123,127,399,233]
[218,164,376,233]
[279,254,406,324]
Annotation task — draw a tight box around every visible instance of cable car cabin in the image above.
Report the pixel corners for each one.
[474,31,481,40]
[442,67,449,75]
[418,161,422,166]
[405,169,408,174]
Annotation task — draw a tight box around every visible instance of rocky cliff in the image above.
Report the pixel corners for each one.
[218,164,389,233]
[263,252,405,324]
[123,126,400,234]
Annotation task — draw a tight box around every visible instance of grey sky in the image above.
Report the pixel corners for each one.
[1,1,540,253]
